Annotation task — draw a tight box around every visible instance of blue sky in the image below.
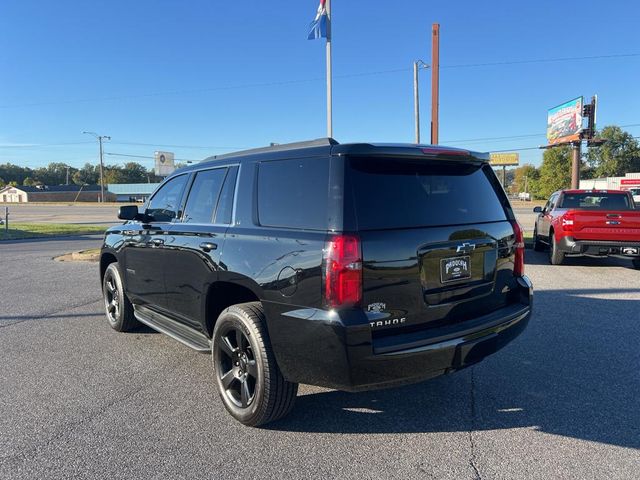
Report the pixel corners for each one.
[1,0,639,170]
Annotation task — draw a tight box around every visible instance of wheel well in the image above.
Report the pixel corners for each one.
[100,253,118,281]
[205,282,260,338]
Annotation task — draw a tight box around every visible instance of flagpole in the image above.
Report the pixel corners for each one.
[326,0,333,138]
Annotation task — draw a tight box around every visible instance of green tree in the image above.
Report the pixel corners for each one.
[118,162,149,183]
[586,125,640,177]
[0,177,5,188]
[530,146,572,199]
[33,162,72,185]
[103,165,124,184]
[72,163,99,185]
[23,177,36,186]
[511,164,539,195]
[0,163,33,185]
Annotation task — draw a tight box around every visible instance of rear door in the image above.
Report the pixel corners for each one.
[345,156,520,336]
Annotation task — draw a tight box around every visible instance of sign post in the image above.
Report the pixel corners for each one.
[490,153,520,188]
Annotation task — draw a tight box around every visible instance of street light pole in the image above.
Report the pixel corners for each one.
[413,60,429,144]
[83,131,111,202]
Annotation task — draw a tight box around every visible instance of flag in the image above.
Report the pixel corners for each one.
[308,0,329,40]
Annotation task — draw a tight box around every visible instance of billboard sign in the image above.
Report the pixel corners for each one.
[547,97,583,145]
[489,152,519,166]
[154,151,175,177]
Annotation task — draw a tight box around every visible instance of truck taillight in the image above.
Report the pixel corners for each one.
[323,234,362,308]
[561,212,575,232]
[511,220,525,277]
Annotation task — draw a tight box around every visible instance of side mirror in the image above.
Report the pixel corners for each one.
[118,205,139,220]
[533,206,543,213]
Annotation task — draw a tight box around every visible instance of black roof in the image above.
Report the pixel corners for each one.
[189,138,488,172]
[9,184,102,193]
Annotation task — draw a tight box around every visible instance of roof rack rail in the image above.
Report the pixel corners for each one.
[205,138,339,162]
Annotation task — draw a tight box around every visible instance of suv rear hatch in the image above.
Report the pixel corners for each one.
[344,152,523,344]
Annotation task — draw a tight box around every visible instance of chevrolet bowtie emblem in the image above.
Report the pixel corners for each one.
[456,242,476,254]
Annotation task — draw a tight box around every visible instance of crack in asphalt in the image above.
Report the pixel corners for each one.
[468,367,482,480]
[0,298,102,329]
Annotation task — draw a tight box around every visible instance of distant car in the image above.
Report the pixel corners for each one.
[629,187,640,205]
[533,189,640,268]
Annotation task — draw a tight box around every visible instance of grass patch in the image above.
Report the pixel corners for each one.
[0,223,107,241]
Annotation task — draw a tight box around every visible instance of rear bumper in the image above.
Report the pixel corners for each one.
[558,236,640,256]
[265,276,533,392]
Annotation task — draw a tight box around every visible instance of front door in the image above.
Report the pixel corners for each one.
[122,173,189,312]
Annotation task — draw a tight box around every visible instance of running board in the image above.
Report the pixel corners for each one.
[134,305,211,352]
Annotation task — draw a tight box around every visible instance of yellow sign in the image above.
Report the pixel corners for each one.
[490,152,519,166]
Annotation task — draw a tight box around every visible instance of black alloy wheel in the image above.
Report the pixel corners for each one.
[215,325,258,409]
[102,263,137,332]
[212,302,298,426]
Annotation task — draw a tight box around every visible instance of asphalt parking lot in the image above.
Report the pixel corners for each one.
[1,236,638,479]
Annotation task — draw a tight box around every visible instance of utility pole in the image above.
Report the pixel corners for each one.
[65,166,70,185]
[571,142,581,189]
[326,0,333,138]
[413,60,429,144]
[430,23,440,145]
[83,131,111,202]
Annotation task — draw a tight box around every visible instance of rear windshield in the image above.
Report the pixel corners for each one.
[558,192,632,210]
[347,157,507,230]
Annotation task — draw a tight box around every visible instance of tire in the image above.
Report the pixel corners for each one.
[212,302,298,427]
[548,231,565,265]
[102,262,138,332]
[533,225,545,252]
[633,258,640,270]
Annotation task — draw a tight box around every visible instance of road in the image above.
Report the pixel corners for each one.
[4,204,540,232]
[1,237,638,479]
[5,203,121,225]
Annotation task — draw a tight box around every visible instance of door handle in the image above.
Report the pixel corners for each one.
[151,238,164,246]
[199,242,217,252]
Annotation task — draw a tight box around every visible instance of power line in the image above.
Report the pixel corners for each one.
[110,141,248,150]
[441,52,640,69]
[104,152,199,163]
[1,53,638,109]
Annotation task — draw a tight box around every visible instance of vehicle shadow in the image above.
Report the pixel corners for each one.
[525,248,637,269]
[267,288,640,451]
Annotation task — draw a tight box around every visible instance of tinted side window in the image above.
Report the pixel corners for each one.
[348,158,507,230]
[215,166,238,225]
[146,174,189,222]
[258,157,330,230]
[182,168,227,224]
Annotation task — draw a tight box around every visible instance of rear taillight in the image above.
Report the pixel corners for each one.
[561,211,575,232]
[511,220,525,277]
[323,234,362,308]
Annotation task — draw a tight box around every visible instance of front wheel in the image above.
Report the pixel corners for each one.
[102,263,138,331]
[549,232,565,265]
[212,302,298,427]
[533,225,545,252]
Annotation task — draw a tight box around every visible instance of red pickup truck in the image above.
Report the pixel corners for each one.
[532,189,640,268]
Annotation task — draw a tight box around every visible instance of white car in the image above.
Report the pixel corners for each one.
[630,188,640,205]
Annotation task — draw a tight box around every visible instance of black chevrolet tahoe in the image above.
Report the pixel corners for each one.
[100,138,532,426]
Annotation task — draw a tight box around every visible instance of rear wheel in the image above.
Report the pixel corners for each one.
[102,263,138,331]
[533,225,545,252]
[212,302,298,427]
[548,231,565,265]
